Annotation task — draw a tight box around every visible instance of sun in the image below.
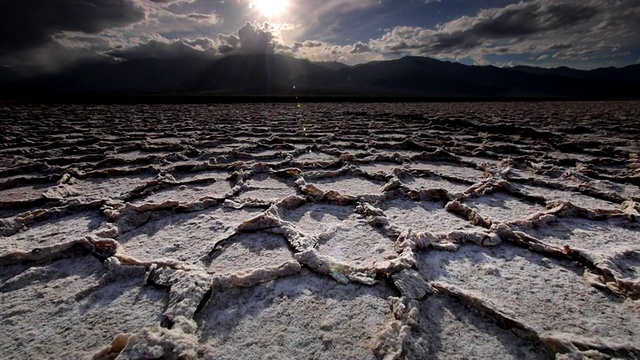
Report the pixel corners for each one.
[251,0,288,17]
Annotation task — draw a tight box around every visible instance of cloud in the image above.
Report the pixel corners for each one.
[0,35,116,75]
[120,7,222,39]
[0,0,225,72]
[364,0,640,64]
[282,39,381,64]
[306,0,379,17]
[2,0,638,73]
[371,0,601,55]
[350,42,372,54]
[107,37,216,60]
[439,1,598,40]
[0,0,146,55]
[149,0,195,3]
[237,22,275,53]
[259,0,636,67]
[213,22,282,54]
[106,21,277,61]
[284,0,379,39]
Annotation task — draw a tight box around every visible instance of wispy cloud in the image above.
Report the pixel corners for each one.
[283,0,380,40]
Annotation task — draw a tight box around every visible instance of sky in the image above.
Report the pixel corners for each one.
[1,0,639,74]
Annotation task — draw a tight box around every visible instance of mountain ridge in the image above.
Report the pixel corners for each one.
[1,54,639,99]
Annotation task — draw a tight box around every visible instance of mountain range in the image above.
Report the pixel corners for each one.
[1,54,640,99]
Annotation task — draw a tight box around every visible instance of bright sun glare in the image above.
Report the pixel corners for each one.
[251,0,288,17]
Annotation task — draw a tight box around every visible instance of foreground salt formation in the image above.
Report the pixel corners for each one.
[0,101,639,359]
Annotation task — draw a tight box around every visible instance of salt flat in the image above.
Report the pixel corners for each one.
[1,102,639,359]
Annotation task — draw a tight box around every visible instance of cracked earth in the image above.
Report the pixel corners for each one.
[1,101,639,359]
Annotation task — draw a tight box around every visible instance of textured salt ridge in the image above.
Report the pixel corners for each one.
[1,102,640,359]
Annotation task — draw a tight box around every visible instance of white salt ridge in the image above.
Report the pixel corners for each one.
[170,169,230,183]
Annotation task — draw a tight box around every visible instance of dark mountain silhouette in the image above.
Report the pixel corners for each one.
[4,56,213,94]
[193,53,338,95]
[314,61,351,71]
[1,53,639,99]
[342,56,640,97]
[509,64,640,84]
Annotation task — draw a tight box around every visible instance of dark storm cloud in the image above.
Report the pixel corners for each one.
[469,2,597,39]
[0,0,146,55]
[359,0,640,67]
[350,42,372,54]
[294,41,324,49]
[218,34,241,48]
[237,23,275,53]
[107,22,277,61]
[381,0,601,54]
[107,39,215,60]
[216,33,240,54]
[214,22,277,54]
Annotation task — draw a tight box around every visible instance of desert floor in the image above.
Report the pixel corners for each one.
[1,101,639,359]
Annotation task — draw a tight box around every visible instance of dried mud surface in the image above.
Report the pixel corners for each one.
[1,101,640,359]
